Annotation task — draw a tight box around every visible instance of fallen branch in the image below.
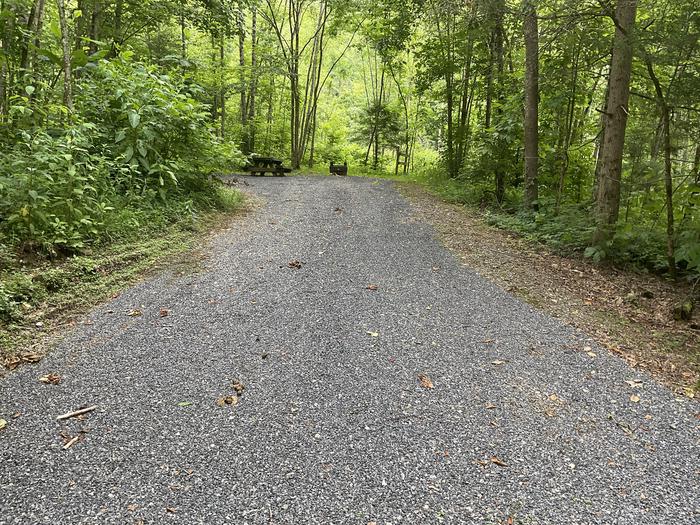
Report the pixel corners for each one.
[56,405,98,421]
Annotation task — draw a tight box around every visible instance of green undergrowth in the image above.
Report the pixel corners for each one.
[0,186,244,359]
[397,169,700,281]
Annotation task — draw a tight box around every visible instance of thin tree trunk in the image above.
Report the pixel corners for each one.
[523,0,539,209]
[89,1,100,54]
[493,0,506,204]
[56,0,73,112]
[247,4,258,153]
[592,0,637,246]
[645,54,676,277]
[238,7,247,151]
[180,8,187,58]
[220,36,226,139]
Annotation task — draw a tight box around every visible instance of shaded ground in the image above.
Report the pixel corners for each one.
[1,175,698,524]
[397,182,700,397]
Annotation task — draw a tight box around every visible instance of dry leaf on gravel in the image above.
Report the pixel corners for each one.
[166,507,177,514]
[366,284,379,291]
[127,504,138,512]
[288,260,303,269]
[490,456,508,467]
[39,374,61,385]
[630,395,641,403]
[0,419,7,431]
[159,308,170,317]
[216,396,239,407]
[4,356,22,370]
[232,381,245,395]
[625,380,643,388]
[418,373,434,389]
[21,352,42,363]
[491,360,506,366]
[127,309,142,317]
[367,331,379,337]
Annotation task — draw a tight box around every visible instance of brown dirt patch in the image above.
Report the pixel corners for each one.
[397,181,699,397]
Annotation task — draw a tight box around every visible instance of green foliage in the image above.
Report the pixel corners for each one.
[0,57,243,255]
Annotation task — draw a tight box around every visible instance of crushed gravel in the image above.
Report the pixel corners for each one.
[1,175,698,524]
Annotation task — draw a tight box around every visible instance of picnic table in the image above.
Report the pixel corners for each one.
[248,156,293,177]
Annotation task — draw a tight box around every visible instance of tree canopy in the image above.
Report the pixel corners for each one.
[1,0,699,279]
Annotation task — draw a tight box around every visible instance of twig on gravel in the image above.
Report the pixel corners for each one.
[62,435,81,450]
[56,405,98,421]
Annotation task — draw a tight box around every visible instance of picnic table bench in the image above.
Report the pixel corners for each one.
[330,161,348,176]
[247,156,293,177]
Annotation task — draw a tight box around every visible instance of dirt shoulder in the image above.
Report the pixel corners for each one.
[397,181,699,397]
[1,187,255,375]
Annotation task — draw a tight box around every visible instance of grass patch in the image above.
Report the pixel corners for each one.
[0,186,245,364]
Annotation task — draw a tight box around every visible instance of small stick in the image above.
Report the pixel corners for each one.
[56,405,98,421]
[63,435,80,450]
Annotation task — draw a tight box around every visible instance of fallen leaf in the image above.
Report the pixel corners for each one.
[0,419,6,431]
[630,395,641,403]
[506,517,514,525]
[366,284,379,291]
[587,351,597,358]
[39,373,61,385]
[127,504,138,512]
[216,396,238,407]
[482,339,495,344]
[166,507,177,513]
[418,373,434,389]
[367,331,379,337]
[21,352,42,363]
[288,259,303,269]
[177,402,192,407]
[491,360,506,366]
[548,394,559,402]
[127,309,142,317]
[159,308,170,317]
[5,356,21,370]
[485,403,497,410]
[232,381,245,395]
[490,456,508,467]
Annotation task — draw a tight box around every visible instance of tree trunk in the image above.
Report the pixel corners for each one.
[220,36,226,139]
[238,7,247,152]
[592,0,638,246]
[180,8,186,59]
[56,0,73,112]
[247,4,258,153]
[523,0,539,209]
[492,0,506,204]
[645,54,675,277]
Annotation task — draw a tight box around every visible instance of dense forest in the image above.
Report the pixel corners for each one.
[0,0,699,283]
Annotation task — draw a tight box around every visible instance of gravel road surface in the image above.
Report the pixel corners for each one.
[1,175,698,524]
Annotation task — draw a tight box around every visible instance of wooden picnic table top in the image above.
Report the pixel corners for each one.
[251,156,283,166]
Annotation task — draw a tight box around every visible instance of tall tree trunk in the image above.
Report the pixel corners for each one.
[89,1,100,54]
[523,0,539,210]
[247,4,258,153]
[56,0,73,112]
[220,36,226,139]
[645,54,675,277]
[180,8,186,58]
[492,0,506,204]
[0,0,7,119]
[238,7,247,152]
[592,0,638,246]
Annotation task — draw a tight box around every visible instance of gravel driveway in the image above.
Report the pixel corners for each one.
[1,175,698,524]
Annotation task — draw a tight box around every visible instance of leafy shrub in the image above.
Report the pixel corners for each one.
[0,56,243,255]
